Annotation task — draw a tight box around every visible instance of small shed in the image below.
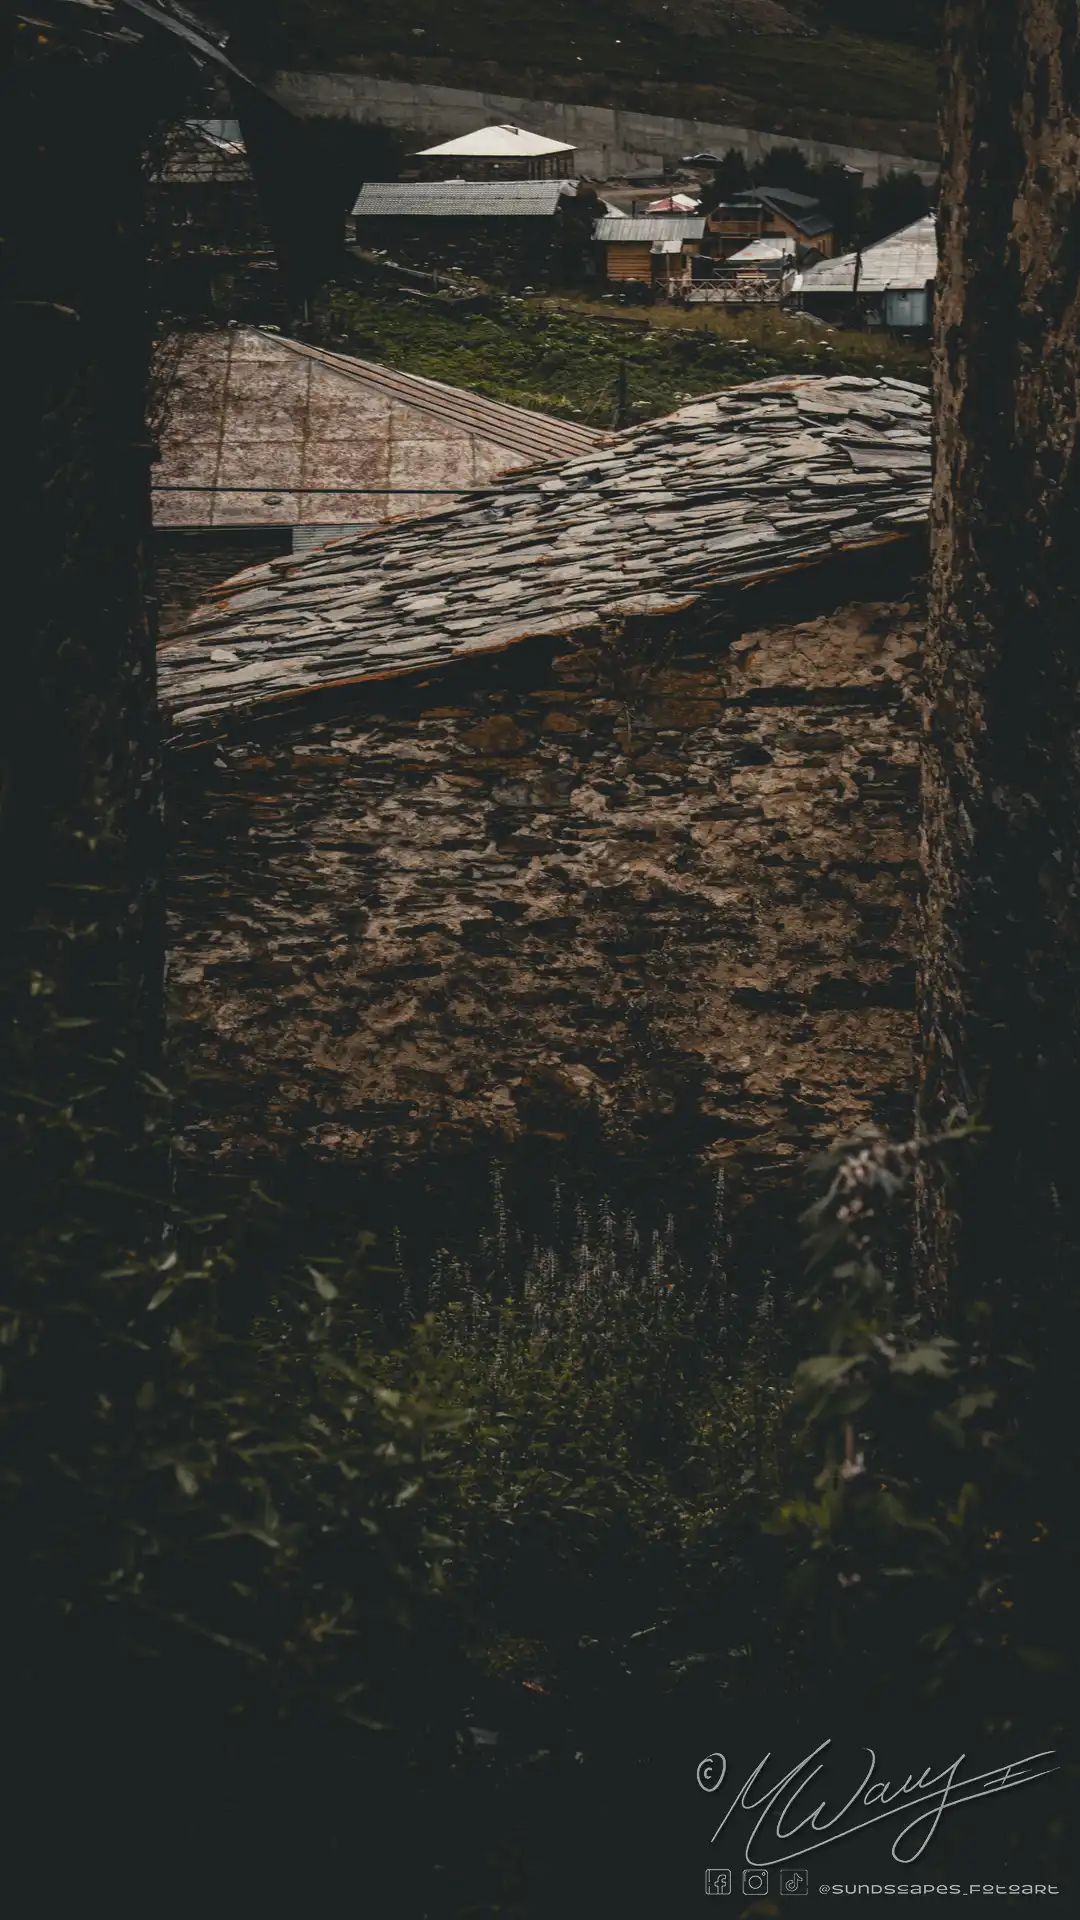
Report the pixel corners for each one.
[593,215,706,289]
[794,216,937,330]
[414,122,577,180]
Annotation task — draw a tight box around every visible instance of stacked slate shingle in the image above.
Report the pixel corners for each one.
[160,374,931,733]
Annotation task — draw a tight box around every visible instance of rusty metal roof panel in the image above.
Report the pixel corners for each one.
[153,327,608,535]
[265,335,609,461]
[160,375,930,734]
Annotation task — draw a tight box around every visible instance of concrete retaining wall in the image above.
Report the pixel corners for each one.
[272,70,939,187]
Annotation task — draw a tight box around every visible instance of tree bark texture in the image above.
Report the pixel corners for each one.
[919,2,1080,1290]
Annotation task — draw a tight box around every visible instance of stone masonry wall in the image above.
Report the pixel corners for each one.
[167,543,924,1253]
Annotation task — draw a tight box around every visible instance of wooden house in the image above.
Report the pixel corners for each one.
[794,216,937,331]
[707,188,835,262]
[593,215,707,291]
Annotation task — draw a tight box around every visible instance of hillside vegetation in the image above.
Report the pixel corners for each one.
[316,283,930,429]
[218,1,940,160]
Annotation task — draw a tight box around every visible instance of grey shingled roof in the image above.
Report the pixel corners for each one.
[352,180,577,218]
[718,189,833,239]
[160,375,931,733]
[594,216,707,243]
[739,187,820,211]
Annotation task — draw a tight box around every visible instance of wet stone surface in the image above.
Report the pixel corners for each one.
[168,545,925,1254]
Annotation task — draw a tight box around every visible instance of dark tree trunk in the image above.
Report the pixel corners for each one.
[918,1,1080,1290]
[2,33,172,1215]
[1,32,183,1895]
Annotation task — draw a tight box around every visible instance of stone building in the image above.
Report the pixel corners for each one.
[349,179,604,284]
[163,375,929,1264]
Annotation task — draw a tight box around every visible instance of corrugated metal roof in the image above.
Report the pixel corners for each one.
[160,375,931,732]
[153,328,607,539]
[595,216,707,242]
[352,180,577,218]
[270,335,607,460]
[727,237,797,262]
[189,117,243,146]
[797,217,938,295]
[415,123,575,157]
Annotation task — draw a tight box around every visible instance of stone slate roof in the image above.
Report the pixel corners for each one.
[352,181,577,219]
[159,374,931,734]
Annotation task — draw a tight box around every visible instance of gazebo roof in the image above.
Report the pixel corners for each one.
[415,123,576,159]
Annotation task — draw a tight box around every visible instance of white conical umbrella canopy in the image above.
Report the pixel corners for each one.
[416,123,576,158]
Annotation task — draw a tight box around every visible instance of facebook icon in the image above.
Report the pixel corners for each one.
[705,1868,732,1895]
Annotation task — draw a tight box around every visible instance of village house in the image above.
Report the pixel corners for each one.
[794,215,938,332]
[153,326,605,631]
[412,122,578,181]
[161,375,930,1264]
[350,178,604,284]
[706,187,836,261]
[594,214,707,291]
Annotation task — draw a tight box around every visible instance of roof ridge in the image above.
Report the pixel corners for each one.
[251,331,606,459]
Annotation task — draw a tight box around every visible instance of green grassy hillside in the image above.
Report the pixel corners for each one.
[316,283,929,430]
